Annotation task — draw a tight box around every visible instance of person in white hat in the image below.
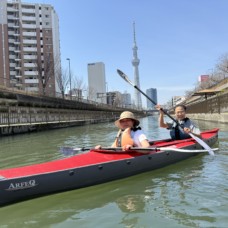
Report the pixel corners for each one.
[96,111,150,150]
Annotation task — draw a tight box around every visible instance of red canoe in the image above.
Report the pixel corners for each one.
[0,128,219,206]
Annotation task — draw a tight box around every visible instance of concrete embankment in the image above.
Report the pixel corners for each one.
[0,90,146,136]
[0,118,116,136]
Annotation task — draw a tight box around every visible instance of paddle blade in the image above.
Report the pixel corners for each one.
[59,147,84,156]
[189,133,215,156]
[117,69,134,86]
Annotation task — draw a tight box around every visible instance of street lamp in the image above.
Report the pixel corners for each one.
[66,58,72,99]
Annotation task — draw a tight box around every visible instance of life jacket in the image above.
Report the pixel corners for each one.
[171,118,190,140]
[113,127,141,147]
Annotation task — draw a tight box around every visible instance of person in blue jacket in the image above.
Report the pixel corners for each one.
[156,104,201,140]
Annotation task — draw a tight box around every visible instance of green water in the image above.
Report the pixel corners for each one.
[0,116,227,228]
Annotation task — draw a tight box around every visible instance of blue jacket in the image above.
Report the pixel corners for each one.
[167,118,201,140]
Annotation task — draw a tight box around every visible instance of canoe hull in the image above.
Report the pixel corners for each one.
[0,129,219,206]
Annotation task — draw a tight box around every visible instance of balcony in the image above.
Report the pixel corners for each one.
[8,38,15,43]
[7,15,19,20]
[22,32,37,37]
[14,49,21,53]
[25,87,39,92]
[8,31,14,36]
[10,63,16,67]
[14,40,21,45]
[23,47,37,52]
[7,7,19,13]
[24,71,38,76]
[24,63,36,68]
[23,39,37,45]
[24,55,37,60]
[9,55,16,59]
[22,24,36,29]
[9,47,15,51]
[10,71,16,75]
[22,16,36,22]
[15,83,23,87]
[21,8,35,14]
[24,79,39,84]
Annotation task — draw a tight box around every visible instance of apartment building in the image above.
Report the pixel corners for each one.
[0,0,61,95]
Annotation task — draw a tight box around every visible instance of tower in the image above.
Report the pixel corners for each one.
[131,22,142,109]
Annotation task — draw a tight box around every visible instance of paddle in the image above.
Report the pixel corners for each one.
[60,146,218,155]
[116,69,215,156]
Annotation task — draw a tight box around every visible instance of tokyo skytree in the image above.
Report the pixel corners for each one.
[131,22,142,109]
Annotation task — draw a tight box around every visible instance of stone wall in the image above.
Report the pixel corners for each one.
[187,113,228,123]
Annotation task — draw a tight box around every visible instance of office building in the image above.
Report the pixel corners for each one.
[0,0,61,95]
[146,88,157,110]
[122,92,131,108]
[87,62,106,103]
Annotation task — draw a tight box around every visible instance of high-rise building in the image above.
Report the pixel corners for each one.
[87,62,106,103]
[122,92,131,108]
[131,22,142,109]
[0,0,61,95]
[146,88,157,110]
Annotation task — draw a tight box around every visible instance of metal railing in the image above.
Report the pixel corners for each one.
[186,92,228,114]
[0,106,119,126]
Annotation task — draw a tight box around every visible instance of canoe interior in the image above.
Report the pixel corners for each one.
[0,128,219,179]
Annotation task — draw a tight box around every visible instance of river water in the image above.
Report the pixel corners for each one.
[0,116,227,228]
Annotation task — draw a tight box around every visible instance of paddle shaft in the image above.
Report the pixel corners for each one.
[60,146,218,154]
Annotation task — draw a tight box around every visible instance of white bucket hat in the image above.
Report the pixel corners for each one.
[115,111,140,128]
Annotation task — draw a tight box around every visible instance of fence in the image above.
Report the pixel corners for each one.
[0,106,118,126]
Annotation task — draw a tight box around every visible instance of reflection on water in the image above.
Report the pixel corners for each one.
[0,116,227,228]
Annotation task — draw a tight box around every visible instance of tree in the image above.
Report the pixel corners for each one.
[35,53,55,96]
[56,67,69,99]
[216,53,228,78]
[71,74,86,100]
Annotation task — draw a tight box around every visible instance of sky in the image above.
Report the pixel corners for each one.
[24,0,228,105]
